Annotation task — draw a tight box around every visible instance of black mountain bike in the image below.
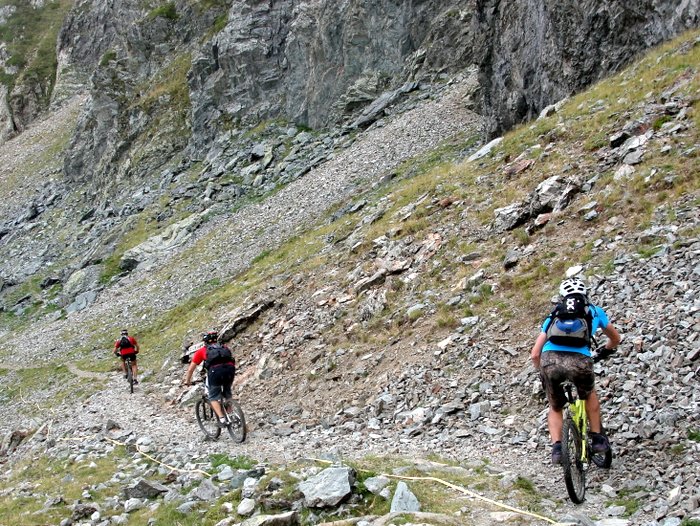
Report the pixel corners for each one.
[560,347,614,503]
[121,354,135,394]
[194,380,246,443]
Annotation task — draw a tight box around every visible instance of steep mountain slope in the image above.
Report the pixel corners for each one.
[0,31,698,526]
[0,0,698,331]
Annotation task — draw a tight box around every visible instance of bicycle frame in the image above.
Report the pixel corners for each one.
[564,383,589,464]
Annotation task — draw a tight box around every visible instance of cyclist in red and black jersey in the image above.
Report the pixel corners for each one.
[114,329,140,384]
[183,330,235,427]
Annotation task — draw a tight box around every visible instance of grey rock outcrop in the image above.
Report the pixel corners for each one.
[390,481,421,513]
[298,466,355,508]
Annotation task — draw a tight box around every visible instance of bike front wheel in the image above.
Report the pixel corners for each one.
[562,416,586,503]
[224,399,246,443]
[195,399,222,440]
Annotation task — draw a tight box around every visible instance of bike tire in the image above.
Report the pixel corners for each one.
[126,359,134,394]
[225,400,246,443]
[195,399,221,440]
[562,416,586,503]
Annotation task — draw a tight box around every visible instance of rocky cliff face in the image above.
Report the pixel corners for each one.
[456,0,700,133]
[46,0,700,188]
[187,0,700,150]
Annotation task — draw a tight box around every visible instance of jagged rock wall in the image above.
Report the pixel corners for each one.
[188,0,449,138]
[4,0,699,160]
[189,0,700,145]
[470,0,700,134]
[59,0,699,186]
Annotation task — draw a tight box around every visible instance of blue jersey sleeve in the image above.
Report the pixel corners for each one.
[591,305,609,332]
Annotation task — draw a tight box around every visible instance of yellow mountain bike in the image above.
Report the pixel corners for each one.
[561,351,613,503]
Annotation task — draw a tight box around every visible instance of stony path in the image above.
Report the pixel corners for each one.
[41,368,632,525]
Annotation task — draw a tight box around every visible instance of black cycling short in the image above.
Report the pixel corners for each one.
[540,351,594,411]
[119,352,137,362]
[207,364,235,401]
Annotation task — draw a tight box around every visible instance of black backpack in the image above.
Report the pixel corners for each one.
[544,294,594,348]
[204,344,233,368]
[118,335,133,349]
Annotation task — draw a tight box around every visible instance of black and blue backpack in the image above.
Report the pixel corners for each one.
[544,294,594,348]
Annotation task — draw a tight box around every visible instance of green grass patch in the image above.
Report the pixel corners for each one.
[637,244,662,259]
[148,2,178,20]
[209,453,257,470]
[435,303,459,329]
[670,444,686,455]
[604,486,649,518]
[99,49,118,67]
[0,0,73,102]
[513,476,536,493]
[0,364,72,405]
[99,211,187,285]
[134,52,192,114]
[0,449,129,526]
[688,429,700,442]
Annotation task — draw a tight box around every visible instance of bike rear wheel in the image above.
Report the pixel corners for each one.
[195,399,222,439]
[224,399,246,443]
[125,359,134,394]
[562,415,586,503]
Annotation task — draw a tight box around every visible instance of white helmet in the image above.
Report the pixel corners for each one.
[559,277,587,297]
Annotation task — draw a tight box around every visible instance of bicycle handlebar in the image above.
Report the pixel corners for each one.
[592,345,616,363]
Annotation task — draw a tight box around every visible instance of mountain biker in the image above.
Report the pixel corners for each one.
[114,329,140,384]
[530,277,621,465]
[182,330,236,427]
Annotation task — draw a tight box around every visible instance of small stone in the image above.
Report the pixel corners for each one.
[237,498,256,516]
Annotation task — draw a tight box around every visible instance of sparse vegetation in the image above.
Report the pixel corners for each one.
[148,2,178,20]
[607,488,642,517]
[0,450,129,526]
[99,50,118,67]
[209,453,257,470]
[0,0,73,101]
[670,444,686,455]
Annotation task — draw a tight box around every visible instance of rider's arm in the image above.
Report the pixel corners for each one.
[183,347,205,384]
[601,323,621,350]
[135,340,140,353]
[183,360,197,385]
[531,332,547,369]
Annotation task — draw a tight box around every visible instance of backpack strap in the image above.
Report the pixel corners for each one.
[584,305,595,346]
[543,304,559,334]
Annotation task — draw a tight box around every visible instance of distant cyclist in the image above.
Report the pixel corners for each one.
[531,277,621,464]
[114,329,140,384]
[183,330,235,427]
